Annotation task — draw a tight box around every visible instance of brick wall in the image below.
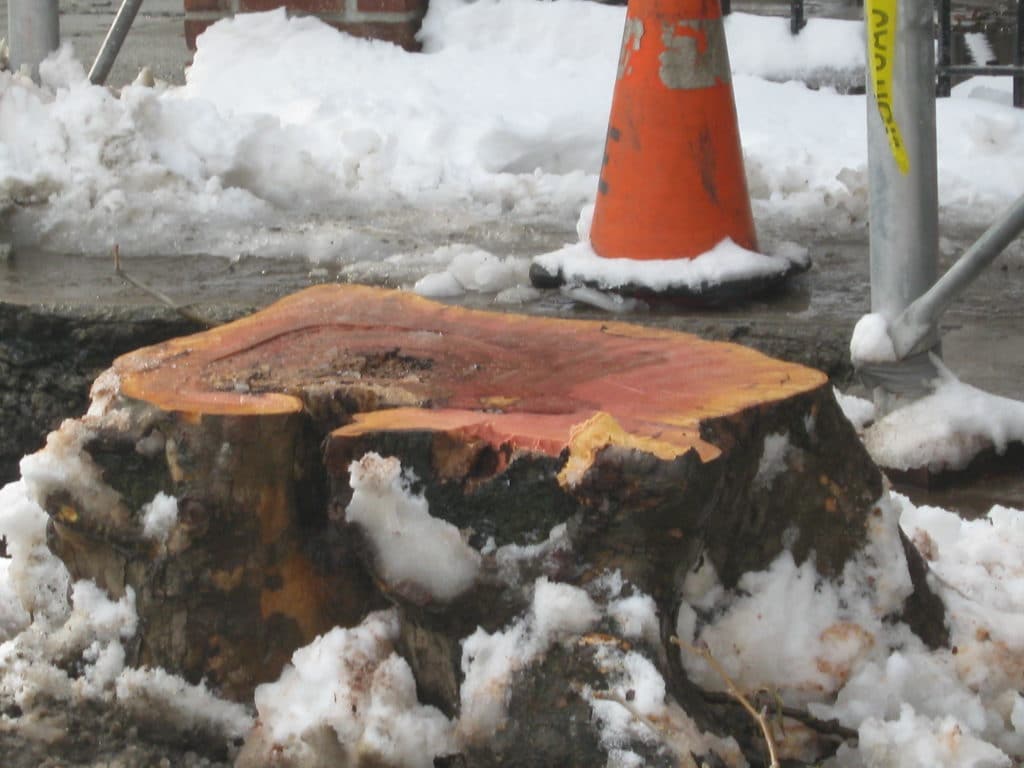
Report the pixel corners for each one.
[183,0,429,52]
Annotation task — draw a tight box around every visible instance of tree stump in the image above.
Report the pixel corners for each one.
[27,285,889,762]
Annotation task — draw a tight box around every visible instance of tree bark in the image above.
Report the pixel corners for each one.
[30,285,898,764]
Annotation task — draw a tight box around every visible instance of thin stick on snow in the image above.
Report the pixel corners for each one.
[113,245,214,327]
[672,635,780,768]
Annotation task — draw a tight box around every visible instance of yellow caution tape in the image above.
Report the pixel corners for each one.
[867,0,910,174]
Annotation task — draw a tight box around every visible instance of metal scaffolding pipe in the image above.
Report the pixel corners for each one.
[936,0,952,97]
[862,0,940,406]
[865,0,939,319]
[889,191,1024,358]
[88,0,145,86]
[7,0,60,82]
[1016,0,1023,108]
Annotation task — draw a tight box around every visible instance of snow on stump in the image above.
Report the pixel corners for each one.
[25,285,897,762]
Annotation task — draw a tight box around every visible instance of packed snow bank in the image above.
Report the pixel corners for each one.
[532,205,810,296]
[725,12,865,90]
[2,2,1023,286]
[838,358,1024,472]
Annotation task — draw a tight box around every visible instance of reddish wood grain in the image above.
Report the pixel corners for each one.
[114,285,826,464]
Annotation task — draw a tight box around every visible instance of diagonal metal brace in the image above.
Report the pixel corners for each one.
[89,0,145,86]
[888,191,1024,360]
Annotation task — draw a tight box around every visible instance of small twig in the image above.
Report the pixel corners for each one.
[113,244,214,327]
[700,690,858,742]
[672,635,781,768]
[589,690,699,768]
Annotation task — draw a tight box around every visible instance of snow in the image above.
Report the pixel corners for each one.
[607,593,660,645]
[726,13,864,89]
[674,491,1024,765]
[836,360,1024,472]
[140,491,178,542]
[834,387,876,431]
[753,431,791,490]
[242,610,454,766]
[116,666,254,741]
[6,435,1024,763]
[853,704,1012,768]
[850,312,899,365]
[345,452,481,601]
[533,235,809,294]
[413,244,532,299]
[2,2,1022,301]
[458,575,600,741]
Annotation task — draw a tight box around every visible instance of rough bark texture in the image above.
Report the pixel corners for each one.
[29,285,894,765]
[41,402,378,700]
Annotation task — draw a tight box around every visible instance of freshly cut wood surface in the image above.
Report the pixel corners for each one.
[114,284,827,464]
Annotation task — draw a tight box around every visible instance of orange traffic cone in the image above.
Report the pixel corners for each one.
[589,0,757,260]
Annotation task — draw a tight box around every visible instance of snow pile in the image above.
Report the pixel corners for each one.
[677,492,911,707]
[346,452,481,601]
[845,310,1024,472]
[585,639,746,768]
[901,501,1024,705]
[725,12,865,89]
[116,666,254,741]
[819,496,1024,766]
[673,486,1024,766]
[863,366,1024,471]
[1,1,1022,289]
[839,359,1024,472]
[833,387,876,431]
[240,610,454,767]
[412,244,537,303]
[533,204,810,293]
[533,234,810,295]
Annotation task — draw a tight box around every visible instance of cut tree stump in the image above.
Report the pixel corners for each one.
[31,284,887,753]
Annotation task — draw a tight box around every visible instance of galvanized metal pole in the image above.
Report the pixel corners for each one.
[860,0,937,405]
[89,0,146,86]
[863,0,940,407]
[7,0,60,82]
[936,0,952,98]
[1015,0,1023,108]
[790,0,806,35]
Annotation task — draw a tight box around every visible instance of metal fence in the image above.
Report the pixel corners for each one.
[722,0,1023,107]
